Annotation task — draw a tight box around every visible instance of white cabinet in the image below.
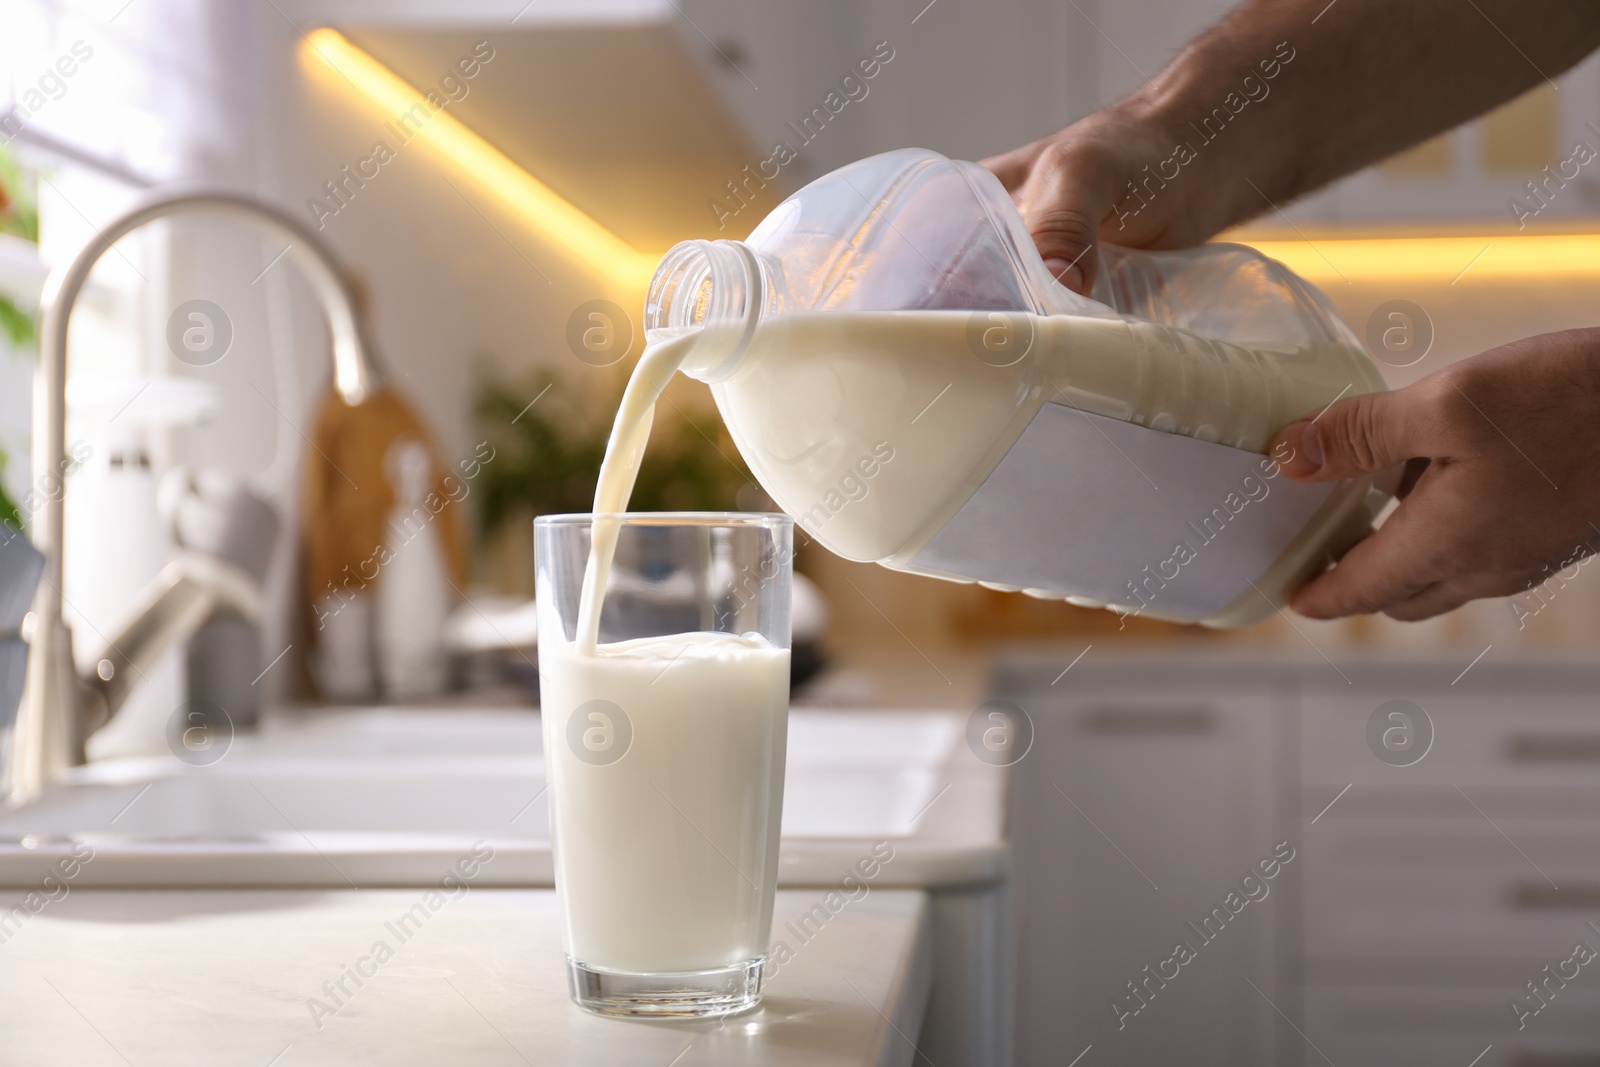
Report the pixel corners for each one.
[682,0,1098,183]
[999,659,1285,1066]
[999,655,1600,1066]
[1087,0,1238,107]
[1298,665,1600,1066]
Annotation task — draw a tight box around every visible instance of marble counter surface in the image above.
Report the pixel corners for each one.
[0,887,933,1066]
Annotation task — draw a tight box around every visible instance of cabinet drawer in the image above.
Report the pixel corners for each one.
[1302,817,1600,959]
[1300,786,1600,822]
[1301,983,1600,1066]
[1302,691,1600,789]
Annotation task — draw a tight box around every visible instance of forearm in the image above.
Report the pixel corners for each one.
[1117,0,1600,238]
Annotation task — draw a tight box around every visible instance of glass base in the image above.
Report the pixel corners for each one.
[566,955,765,1018]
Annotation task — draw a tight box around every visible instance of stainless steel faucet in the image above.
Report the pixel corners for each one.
[2,187,384,805]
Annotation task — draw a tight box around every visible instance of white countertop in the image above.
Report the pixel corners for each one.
[0,887,933,1066]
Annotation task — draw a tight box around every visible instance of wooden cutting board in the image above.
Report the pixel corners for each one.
[300,385,468,641]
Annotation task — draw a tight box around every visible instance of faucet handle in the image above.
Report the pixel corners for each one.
[158,468,279,584]
[80,554,263,733]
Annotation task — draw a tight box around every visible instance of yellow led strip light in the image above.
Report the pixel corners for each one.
[302,28,659,292]
[1241,232,1600,283]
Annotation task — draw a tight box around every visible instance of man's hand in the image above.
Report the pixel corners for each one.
[1269,328,1600,621]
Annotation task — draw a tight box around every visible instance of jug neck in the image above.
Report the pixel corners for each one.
[645,239,765,383]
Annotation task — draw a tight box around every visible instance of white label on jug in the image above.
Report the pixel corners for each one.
[907,404,1338,618]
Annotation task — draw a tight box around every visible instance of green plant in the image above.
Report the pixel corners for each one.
[0,143,34,526]
[0,145,38,244]
[0,451,21,535]
[0,143,35,347]
[474,369,751,541]
[0,297,31,348]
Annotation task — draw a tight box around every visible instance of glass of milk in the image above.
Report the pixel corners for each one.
[534,512,793,1017]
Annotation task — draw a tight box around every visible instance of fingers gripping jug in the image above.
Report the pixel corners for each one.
[642,148,1392,627]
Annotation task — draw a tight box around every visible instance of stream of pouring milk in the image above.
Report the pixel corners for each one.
[573,328,699,653]
[552,326,789,975]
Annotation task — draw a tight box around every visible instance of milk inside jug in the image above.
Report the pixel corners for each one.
[640,148,1394,628]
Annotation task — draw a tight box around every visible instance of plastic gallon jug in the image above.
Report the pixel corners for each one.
[641,148,1394,627]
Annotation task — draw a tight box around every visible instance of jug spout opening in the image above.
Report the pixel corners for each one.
[644,239,764,382]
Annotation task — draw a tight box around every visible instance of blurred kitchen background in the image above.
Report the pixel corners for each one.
[6,0,1596,715]
[4,2,1600,1064]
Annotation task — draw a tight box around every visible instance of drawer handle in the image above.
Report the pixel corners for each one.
[1506,734,1600,762]
[1078,706,1215,735]
[1509,883,1600,910]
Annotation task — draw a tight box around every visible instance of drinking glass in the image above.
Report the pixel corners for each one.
[534,512,792,1017]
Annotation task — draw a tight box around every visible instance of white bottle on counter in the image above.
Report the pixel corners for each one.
[374,438,452,697]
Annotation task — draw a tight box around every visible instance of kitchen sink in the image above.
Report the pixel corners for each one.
[0,707,1005,890]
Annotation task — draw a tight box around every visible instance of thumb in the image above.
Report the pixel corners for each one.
[982,144,1101,292]
[1033,210,1099,295]
[1014,153,1115,296]
[1270,388,1427,481]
